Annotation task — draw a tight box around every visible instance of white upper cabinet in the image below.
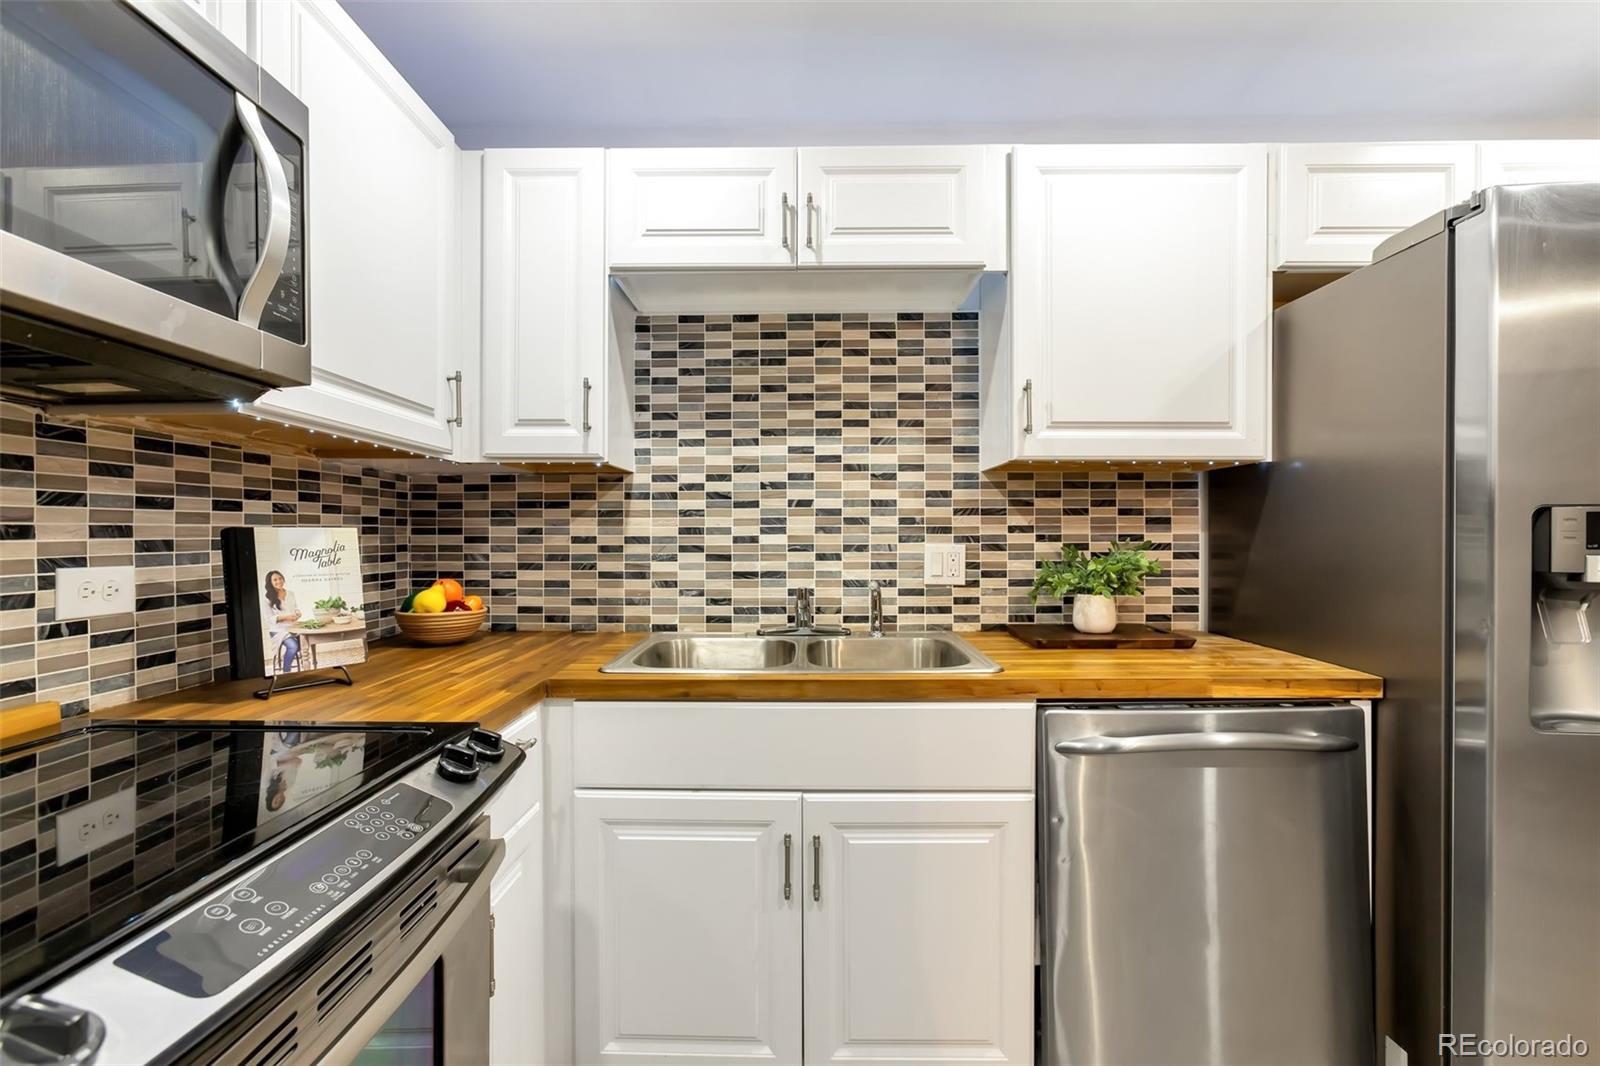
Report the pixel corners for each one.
[575,790,803,1066]
[1478,140,1600,187]
[1275,142,1477,269]
[251,0,462,454]
[797,146,997,268]
[607,149,798,269]
[481,149,631,464]
[802,793,1034,1066]
[986,144,1270,464]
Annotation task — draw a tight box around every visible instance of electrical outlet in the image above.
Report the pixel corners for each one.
[54,566,135,620]
[923,543,967,585]
[54,789,136,864]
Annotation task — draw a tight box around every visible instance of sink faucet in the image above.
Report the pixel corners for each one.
[758,586,850,636]
[869,582,885,636]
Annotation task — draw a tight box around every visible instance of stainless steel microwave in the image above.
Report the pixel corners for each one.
[0,0,310,408]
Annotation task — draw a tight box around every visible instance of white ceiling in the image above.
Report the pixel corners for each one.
[339,0,1600,149]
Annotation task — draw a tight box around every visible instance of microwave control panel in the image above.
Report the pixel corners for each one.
[115,784,451,998]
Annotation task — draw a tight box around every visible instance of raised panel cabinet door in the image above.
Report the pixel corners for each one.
[481,149,606,458]
[802,792,1034,1066]
[249,0,460,453]
[797,146,993,267]
[490,834,543,1065]
[1276,142,1477,268]
[1478,140,1600,187]
[575,790,803,1066]
[1011,144,1270,461]
[607,148,798,268]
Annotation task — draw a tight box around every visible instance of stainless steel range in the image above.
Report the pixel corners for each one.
[0,720,521,1065]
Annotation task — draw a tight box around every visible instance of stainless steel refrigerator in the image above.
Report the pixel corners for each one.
[1210,182,1600,1065]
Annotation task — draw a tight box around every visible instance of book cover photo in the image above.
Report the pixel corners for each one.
[225,526,369,679]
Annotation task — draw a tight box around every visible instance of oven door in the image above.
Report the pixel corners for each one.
[0,0,308,395]
[192,818,502,1066]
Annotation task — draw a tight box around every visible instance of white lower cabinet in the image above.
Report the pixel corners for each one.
[575,791,803,1065]
[802,793,1034,1066]
[486,707,544,1066]
[573,787,1033,1066]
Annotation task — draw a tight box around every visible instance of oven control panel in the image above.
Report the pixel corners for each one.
[114,784,452,998]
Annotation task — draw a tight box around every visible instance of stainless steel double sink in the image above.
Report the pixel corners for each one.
[599,631,1002,675]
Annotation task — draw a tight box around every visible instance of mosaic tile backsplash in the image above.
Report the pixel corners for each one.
[1,311,1201,716]
[407,312,1202,633]
[0,403,410,716]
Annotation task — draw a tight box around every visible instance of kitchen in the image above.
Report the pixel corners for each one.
[0,2,1595,1064]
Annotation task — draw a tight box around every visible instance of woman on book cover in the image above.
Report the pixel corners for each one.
[263,570,303,673]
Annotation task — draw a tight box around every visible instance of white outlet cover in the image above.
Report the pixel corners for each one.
[923,543,968,585]
[55,788,136,864]
[54,566,136,620]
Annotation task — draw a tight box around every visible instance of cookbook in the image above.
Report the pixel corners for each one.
[221,526,369,680]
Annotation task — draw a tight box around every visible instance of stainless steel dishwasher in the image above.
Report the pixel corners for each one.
[1040,701,1373,1065]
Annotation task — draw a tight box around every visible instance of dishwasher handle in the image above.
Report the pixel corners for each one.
[1054,730,1358,756]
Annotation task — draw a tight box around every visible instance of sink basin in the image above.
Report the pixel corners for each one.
[622,635,799,672]
[600,632,1000,675]
[802,634,990,672]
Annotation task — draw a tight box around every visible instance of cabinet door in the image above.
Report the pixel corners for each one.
[797,146,993,267]
[1479,140,1600,187]
[1010,144,1269,461]
[481,149,608,458]
[250,0,461,454]
[607,149,797,268]
[1276,142,1476,268]
[487,707,542,1065]
[802,793,1033,1066]
[575,790,802,1066]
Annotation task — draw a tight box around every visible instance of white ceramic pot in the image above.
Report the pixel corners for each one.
[1071,593,1118,634]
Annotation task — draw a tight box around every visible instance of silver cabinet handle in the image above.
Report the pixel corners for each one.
[179,209,199,265]
[811,834,821,902]
[234,93,291,329]
[781,192,791,251]
[804,192,816,251]
[1022,379,1034,435]
[782,833,793,901]
[581,376,592,432]
[1055,730,1357,756]
[446,370,463,427]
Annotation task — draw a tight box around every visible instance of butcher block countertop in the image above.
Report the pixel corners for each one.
[88,629,1381,734]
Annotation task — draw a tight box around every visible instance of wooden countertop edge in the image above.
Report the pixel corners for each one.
[60,630,1380,736]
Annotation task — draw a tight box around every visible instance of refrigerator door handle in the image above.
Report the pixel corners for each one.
[1054,730,1358,755]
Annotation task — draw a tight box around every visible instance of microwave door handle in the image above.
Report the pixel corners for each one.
[1054,730,1358,756]
[233,93,291,329]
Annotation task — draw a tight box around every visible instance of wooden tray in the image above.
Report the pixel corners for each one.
[1005,623,1197,649]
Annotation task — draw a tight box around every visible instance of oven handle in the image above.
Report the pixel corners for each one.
[317,835,505,1066]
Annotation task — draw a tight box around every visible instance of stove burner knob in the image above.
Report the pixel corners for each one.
[0,995,106,1066]
[436,742,480,783]
[467,727,505,762]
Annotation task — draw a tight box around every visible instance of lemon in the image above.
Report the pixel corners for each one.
[412,585,447,614]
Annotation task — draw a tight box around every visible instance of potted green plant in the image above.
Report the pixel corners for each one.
[1029,539,1163,634]
[312,595,348,623]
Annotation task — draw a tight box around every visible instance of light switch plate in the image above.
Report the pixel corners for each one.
[923,543,967,585]
[54,566,136,620]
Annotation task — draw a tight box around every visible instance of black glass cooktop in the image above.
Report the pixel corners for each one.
[0,720,467,997]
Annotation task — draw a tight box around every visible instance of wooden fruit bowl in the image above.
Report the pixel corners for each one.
[394,608,487,646]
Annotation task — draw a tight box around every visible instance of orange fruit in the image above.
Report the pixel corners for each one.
[464,594,484,612]
[434,578,464,603]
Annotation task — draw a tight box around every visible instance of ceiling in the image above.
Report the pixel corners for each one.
[339,0,1600,149]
